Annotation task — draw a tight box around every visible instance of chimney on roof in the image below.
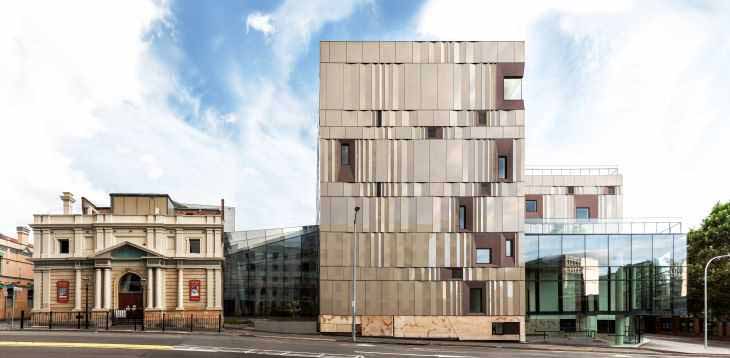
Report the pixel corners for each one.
[16,226,29,245]
[60,192,75,214]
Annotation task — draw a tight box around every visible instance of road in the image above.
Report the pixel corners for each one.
[0,331,697,358]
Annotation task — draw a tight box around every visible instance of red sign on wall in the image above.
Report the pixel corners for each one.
[189,280,201,301]
[57,280,69,303]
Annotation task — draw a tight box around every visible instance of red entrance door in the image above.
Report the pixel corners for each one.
[118,273,143,310]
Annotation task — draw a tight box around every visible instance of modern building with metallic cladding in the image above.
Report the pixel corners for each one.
[318,41,527,340]
[223,226,319,317]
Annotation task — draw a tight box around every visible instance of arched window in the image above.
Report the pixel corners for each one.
[119,273,141,293]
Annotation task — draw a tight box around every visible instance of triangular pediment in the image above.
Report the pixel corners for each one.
[95,241,163,259]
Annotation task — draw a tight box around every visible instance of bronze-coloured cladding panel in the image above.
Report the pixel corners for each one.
[495,63,525,110]
[525,194,543,219]
[495,139,514,182]
[574,194,599,219]
[337,139,356,182]
[462,281,486,315]
[473,232,517,267]
[456,197,474,232]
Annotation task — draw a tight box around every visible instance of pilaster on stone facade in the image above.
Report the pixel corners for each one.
[176,267,184,310]
[32,271,42,311]
[95,228,104,252]
[94,268,102,310]
[214,268,222,309]
[175,229,184,257]
[103,268,112,310]
[43,270,51,309]
[155,267,164,309]
[147,267,154,309]
[74,229,84,256]
[206,268,213,309]
[74,268,82,311]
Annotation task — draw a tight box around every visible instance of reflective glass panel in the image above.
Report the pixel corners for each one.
[539,235,561,266]
[575,207,590,220]
[653,234,673,266]
[526,200,537,212]
[562,235,585,259]
[522,235,539,266]
[476,248,492,264]
[632,235,652,264]
[674,234,687,266]
[504,78,522,100]
[609,235,631,267]
[498,156,507,179]
[539,280,559,312]
[585,235,608,266]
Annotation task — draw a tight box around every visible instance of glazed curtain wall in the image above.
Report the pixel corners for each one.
[223,229,319,317]
[523,234,687,316]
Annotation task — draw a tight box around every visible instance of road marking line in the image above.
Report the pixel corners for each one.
[355,351,476,358]
[0,341,172,350]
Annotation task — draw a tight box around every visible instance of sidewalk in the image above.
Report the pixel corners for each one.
[225,327,729,357]
[641,334,730,355]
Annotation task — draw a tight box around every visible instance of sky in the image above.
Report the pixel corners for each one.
[1,0,729,240]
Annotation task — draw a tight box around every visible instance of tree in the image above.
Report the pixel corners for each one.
[687,202,730,319]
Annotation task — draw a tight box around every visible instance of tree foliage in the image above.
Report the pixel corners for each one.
[687,202,730,318]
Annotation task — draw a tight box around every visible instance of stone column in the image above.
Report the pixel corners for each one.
[94,269,102,310]
[74,269,82,311]
[103,268,112,310]
[147,267,154,309]
[155,268,164,309]
[176,268,184,310]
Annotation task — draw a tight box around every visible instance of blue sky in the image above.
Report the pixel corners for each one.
[2,0,730,238]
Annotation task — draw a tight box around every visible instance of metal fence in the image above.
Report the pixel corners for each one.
[15,310,222,333]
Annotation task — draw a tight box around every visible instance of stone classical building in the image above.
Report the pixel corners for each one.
[318,41,526,340]
[0,226,34,320]
[30,193,224,320]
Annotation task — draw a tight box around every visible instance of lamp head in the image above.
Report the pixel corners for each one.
[355,206,360,212]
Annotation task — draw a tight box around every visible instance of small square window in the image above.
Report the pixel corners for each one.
[476,248,492,264]
[498,156,508,179]
[607,186,616,195]
[477,110,487,126]
[340,144,350,166]
[504,78,522,100]
[376,110,383,127]
[480,183,491,196]
[189,239,201,254]
[449,268,463,280]
[427,127,442,139]
[567,186,575,195]
[59,239,69,254]
[526,200,537,213]
[506,239,514,257]
[469,287,484,313]
[576,207,590,220]
[493,322,520,335]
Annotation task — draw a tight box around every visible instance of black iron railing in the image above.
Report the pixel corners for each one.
[18,310,222,333]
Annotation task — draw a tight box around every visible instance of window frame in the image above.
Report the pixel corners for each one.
[503,77,523,101]
[458,205,467,231]
[468,287,484,313]
[506,239,514,257]
[476,248,492,264]
[576,207,590,220]
[58,239,70,255]
[189,238,201,255]
[340,143,350,166]
[498,155,508,179]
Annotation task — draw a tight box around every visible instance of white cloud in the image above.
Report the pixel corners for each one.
[246,12,274,35]
[416,0,730,229]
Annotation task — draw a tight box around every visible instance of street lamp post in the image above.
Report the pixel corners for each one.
[352,206,360,343]
[705,254,730,349]
[83,277,89,329]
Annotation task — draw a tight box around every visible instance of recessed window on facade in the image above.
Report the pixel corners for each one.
[476,248,492,264]
[469,287,484,313]
[189,238,201,254]
[459,205,467,230]
[340,144,350,166]
[59,239,69,254]
[526,200,537,212]
[498,156,508,179]
[576,207,590,219]
[503,77,522,100]
[506,239,514,257]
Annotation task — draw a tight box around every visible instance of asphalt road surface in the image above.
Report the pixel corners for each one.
[0,331,696,358]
